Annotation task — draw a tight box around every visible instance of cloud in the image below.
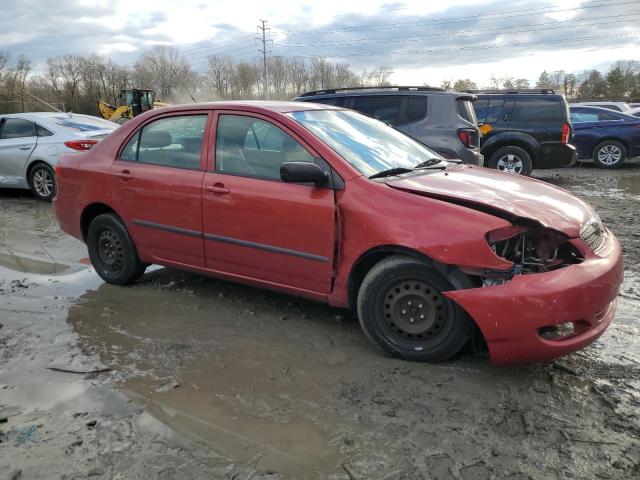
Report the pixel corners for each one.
[1,0,638,84]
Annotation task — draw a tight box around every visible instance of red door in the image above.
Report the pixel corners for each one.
[201,112,335,294]
[110,113,210,267]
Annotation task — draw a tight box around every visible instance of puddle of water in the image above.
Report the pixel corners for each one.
[0,250,70,274]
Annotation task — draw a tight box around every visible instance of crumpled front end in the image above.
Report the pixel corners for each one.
[445,228,623,364]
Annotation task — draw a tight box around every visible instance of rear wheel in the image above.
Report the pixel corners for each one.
[87,213,146,285]
[356,256,471,362]
[593,140,626,169]
[488,146,533,176]
[29,163,56,201]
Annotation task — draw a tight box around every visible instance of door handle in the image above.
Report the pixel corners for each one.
[204,183,230,194]
[18,146,33,150]
[113,169,134,180]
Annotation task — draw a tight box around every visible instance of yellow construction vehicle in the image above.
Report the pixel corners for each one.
[97,88,168,123]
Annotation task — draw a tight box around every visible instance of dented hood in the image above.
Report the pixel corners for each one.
[386,165,594,237]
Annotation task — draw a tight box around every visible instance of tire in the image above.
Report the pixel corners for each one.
[356,255,471,362]
[487,146,533,176]
[593,140,626,169]
[29,163,56,201]
[87,213,146,285]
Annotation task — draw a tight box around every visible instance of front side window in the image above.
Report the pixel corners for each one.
[351,96,403,126]
[474,99,504,123]
[216,115,315,180]
[289,109,444,178]
[120,115,207,169]
[0,118,36,139]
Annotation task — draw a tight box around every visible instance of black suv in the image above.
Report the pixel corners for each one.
[472,89,575,175]
[293,87,483,166]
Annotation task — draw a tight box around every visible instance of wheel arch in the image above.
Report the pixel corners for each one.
[80,202,121,242]
[482,137,537,166]
[346,245,478,311]
[594,137,630,157]
[25,158,54,185]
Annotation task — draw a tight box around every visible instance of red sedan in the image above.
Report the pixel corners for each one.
[53,102,623,364]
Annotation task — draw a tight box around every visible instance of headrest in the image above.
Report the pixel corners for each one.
[143,130,171,148]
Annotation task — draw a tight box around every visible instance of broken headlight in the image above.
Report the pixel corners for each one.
[485,224,584,278]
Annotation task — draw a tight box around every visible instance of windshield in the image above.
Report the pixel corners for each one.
[288,109,444,177]
[51,115,117,133]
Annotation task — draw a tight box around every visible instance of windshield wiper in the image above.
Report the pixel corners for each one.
[413,158,446,169]
[368,167,413,179]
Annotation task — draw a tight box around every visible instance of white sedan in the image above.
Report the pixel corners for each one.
[0,112,117,201]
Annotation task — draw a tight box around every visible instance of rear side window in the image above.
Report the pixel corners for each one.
[406,96,427,123]
[457,99,477,124]
[0,118,36,139]
[50,115,116,132]
[120,115,207,170]
[572,110,622,122]
[309,97,347,107]
[351,96,403,126]
[511,98,562,125]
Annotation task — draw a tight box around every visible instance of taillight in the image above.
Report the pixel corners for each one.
[64,140,98,151]
[561,123,570,144]
[458,128,478,148]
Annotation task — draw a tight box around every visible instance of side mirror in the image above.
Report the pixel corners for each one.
[280,162,329,186]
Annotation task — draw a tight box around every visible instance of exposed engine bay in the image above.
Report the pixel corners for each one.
[468,224,586,287]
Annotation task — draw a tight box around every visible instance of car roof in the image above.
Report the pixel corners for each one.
[0,112,104,121]
[156,100,342,115]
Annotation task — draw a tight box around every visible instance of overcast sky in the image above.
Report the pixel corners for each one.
[3,0,640,86]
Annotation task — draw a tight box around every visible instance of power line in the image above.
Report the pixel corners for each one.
[277,32,640,58]
[277,12,640,48]
[272,0,640,36]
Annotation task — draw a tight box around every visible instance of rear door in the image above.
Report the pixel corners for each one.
[507,97,564,146]
[110,112,210,267]
[0,118,38,185]
[201,111,335,294]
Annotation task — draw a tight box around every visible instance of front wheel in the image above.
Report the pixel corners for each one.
[488,146,533,176]
[87,213,146,285]
[593,140,626,169]
[356,256,471,362]
[29,163,56,201]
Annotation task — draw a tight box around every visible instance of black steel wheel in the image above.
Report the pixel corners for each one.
[87,213,146,285]
[357,256,472,362]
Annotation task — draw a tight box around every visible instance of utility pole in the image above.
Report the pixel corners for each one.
[256,19,272,100]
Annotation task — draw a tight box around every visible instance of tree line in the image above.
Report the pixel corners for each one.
[0,46,393,115]
[441,60,640,101]
[1,45,639,116]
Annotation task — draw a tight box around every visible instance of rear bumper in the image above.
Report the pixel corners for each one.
[445,231,623,364]
[52,194,84,241]
[534,144,576,169]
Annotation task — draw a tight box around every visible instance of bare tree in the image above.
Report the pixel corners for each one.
[134,45,192,99]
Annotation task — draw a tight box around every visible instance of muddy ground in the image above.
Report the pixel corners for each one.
[0,162,639,480]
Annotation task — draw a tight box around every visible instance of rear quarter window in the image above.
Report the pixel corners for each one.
[457,99,477,124]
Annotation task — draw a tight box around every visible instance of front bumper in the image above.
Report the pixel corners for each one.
[445,231,623,364]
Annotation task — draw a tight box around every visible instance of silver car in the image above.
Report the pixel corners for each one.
[0,112,117,201]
